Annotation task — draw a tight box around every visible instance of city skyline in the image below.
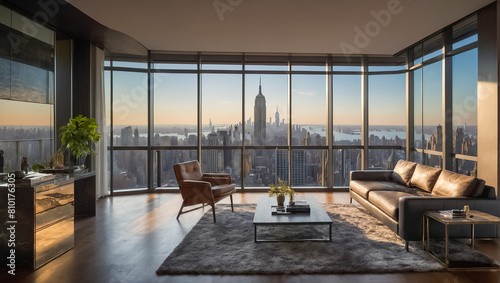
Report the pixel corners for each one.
[104,68,477,128]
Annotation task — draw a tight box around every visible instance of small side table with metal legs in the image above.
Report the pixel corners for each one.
[422,210,500,270]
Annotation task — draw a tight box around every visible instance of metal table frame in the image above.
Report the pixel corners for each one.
[253,196,333,242]
[253,222,332,242]
[422,210,500,270]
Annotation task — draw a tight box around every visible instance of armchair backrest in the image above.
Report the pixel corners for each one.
[173,160,204,183]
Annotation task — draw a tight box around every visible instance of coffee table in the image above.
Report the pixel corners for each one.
[252,196,333,242]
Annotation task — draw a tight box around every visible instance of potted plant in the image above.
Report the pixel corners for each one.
[59,115,101,167]
[269,178,294,207]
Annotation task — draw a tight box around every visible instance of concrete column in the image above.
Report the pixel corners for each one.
[477,3,499,197]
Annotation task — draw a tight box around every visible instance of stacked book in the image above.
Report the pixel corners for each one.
[440,209,467,218]
[271,206,291,215]
[286,200,311,213]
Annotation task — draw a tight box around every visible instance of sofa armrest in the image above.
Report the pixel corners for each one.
[398,196,500,241]
[203,173,232,186]
[178,180,214,204]
[350,170,393,182]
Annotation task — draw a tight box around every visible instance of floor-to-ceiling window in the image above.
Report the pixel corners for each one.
[412,34,444,168]
[0,5,55,173]
[451,15,478,176]
[201,71,242,185]
[103,13,480,192]
[244,72,288,187]
[368,70,406,170]
[411,14,478,176]
[331,61,362,186]
[291,59,328,187]
[106,55,149,192]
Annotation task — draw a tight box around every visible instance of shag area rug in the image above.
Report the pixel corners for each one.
[156,204,498,275]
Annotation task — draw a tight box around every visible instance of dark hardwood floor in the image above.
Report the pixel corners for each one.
[1,192,499,283]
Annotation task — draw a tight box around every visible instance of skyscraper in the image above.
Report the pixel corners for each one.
[275,106,280,128]
[275,149,305,186]
[121,126,133,146]
[254,78,266,145]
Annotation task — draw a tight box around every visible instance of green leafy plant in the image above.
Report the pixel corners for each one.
[32,163,46,172]
[59,115,101,159]
[269,178,294,197]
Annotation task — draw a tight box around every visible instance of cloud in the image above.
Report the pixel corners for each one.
[292,88,316,97]
[298,91,315,96]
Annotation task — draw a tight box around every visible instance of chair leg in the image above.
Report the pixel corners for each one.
[230,194,234,212]
[405,241,409,251]
[177,199,189,220]
[211,205,216,223]
[176,203,184,220]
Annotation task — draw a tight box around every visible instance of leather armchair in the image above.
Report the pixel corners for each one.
[173,160,236,223]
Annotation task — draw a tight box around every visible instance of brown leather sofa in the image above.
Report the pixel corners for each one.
[350,160,499,250]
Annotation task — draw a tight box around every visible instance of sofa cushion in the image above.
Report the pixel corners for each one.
[410,164,442,192]
[391,160,417,186]
[472,179,486,197]
[212,184,236,197]
[432,170,483,197]
[404,187,434,197]
[368,191,414,220]
[350,180,409,199]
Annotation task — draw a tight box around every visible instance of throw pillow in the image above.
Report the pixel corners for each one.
[432,170,480,197]
[410,164,442,192]
[391,160,417,186]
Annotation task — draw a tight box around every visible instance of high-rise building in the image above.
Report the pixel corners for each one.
[275,149,288,183]
[133,127,139,146]
[254,78,266,146]
[292,150,306,186]
[275,106,280,128]
[275,149,305,186]
[209,118,214,132]
[204,132,223,173]
[436,124,443,151]
[121,126,133,146]
[455,127,464,154]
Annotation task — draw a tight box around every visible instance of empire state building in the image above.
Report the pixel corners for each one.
[254,78,266,145]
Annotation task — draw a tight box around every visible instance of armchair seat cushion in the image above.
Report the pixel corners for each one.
[212,184,236,197]
[350,180,408,199]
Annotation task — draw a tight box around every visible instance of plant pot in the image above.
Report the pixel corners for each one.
[78,155,87,169]
[276,195,285,207]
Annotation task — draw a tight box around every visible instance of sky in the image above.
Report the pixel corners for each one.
[112,70,410,127]
[0,56,478,129]
[104,61,478,128]
[0,100,53,126]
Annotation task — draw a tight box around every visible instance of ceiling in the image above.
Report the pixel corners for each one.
[67,0,495,55]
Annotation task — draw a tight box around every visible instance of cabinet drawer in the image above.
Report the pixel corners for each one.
[35,216,74,269]
[36,182,74,229]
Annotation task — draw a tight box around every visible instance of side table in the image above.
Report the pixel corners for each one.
[423,210,500,270]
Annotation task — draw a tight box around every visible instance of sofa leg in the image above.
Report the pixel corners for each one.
[349,197,352,204]
[405,241,409,251]
[230,195,234,212]
[212,205,216,223]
